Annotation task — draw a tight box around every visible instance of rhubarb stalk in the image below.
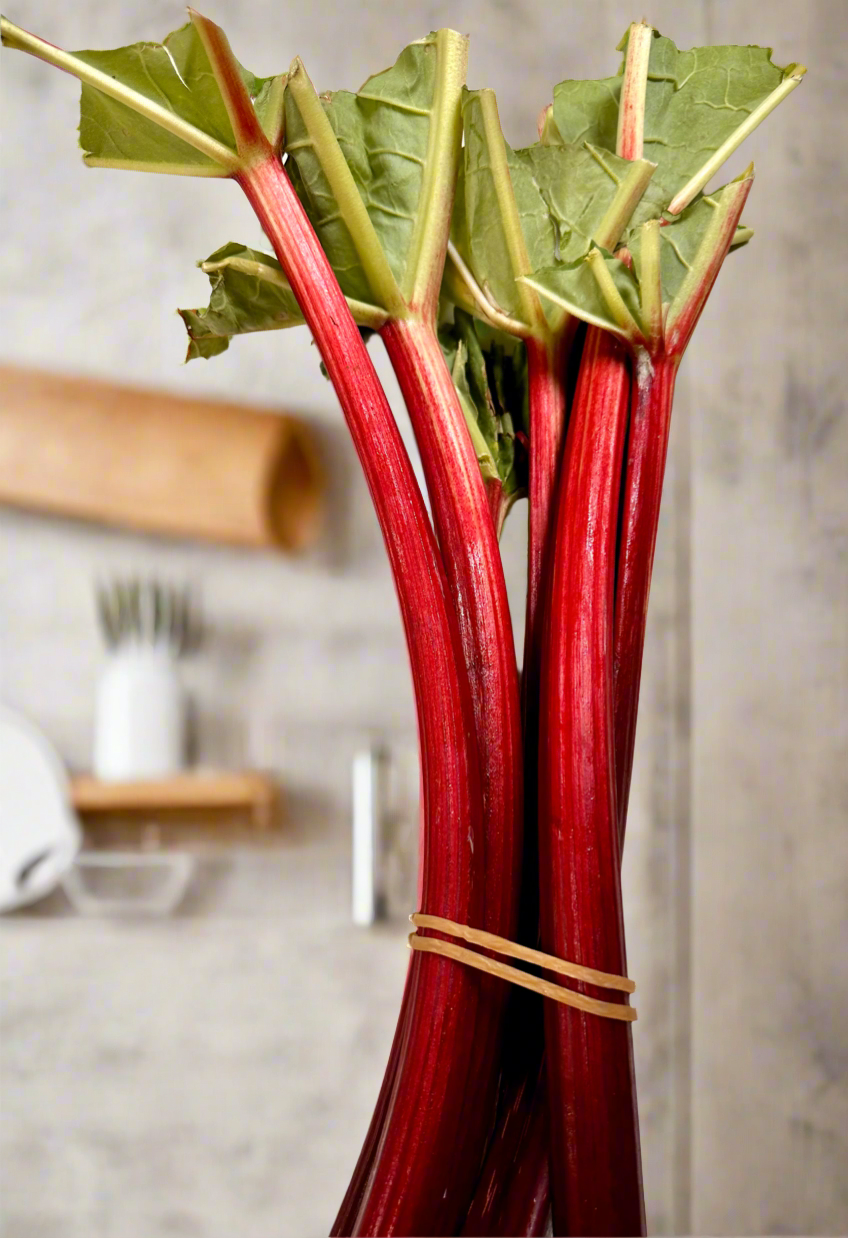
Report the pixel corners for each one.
[279,39,525,1232]
[241,69,502,1238]
[613,173,753,834]
[538,325,643,1235]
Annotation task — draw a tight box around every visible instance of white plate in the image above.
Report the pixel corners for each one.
[0,706,82,912]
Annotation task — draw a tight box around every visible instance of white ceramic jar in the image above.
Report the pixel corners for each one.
[93,643,186,780]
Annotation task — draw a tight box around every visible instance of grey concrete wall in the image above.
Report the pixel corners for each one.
[688,4,848,1233]
[1,2,845,1236]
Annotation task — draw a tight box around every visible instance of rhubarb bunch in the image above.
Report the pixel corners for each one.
[1,11,803,1235]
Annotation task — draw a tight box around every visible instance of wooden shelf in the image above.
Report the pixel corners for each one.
[70,771,277,831]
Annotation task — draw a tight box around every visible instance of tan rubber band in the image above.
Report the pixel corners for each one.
[408,913,637,1023]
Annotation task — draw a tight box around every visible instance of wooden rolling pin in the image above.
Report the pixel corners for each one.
[0,365,323,551]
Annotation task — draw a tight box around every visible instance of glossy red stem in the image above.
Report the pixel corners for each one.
[613,352,679,839]
[519,330,570,951]
[614,178,751,840]
[492,1084,550,1238]
[539,326,644,1237]
[523,333,569,720]
[347,317,522,1235]
[460,331,568,1238]
[382,317,523,945]
[237,156,485,1237]
[461,1051,550,1237]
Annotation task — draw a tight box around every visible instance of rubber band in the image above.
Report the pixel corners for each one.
[408,913,637,1023]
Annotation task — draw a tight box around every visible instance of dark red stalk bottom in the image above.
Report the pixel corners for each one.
[539,326,645,1237]
[461,1050,550,1237]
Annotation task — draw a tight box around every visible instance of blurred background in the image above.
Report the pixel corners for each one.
[1,1,845,1236]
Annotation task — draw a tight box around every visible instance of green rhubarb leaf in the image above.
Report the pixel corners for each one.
[440,310,527,499]
[552,30,793,221]
[524,251,644,340]
[527,180,753,340]
[453,97,552,327]
[626,189,748,308]
[521,142,653,264]
[525,30,803,342]
[178,241,390,361]
[0,16,285,176]
[284,31,464,311]
[76,23,284,174]
[178,243,304,361]
[549,75,619,153]
[448,88,655,334]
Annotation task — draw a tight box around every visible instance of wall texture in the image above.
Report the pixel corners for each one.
[1,2,845,1236]
[688,4,848,1232]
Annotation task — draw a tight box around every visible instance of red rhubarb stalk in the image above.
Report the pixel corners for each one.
[457,331,565,1238]
[240,135,486,1238]
[462,125,658,1238]
[382,317,523,946]
[187,21,495,1235]
[612,350,679,835]
[524,332,570,692]
[539,325,644,1236]
[467,137,657,1238]
[279,39,523,1230]
[461,1050,549,1237]
[613,174,753,836]
[358,318,522,1237]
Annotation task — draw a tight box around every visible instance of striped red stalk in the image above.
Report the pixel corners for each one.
[538,325,645,1235]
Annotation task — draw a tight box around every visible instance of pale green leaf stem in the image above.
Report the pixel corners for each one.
[285,57,406,317]
[637,220,663,341]
[520,250,644,341]
[667,67,806,214]
[520,273,630,340]
[81,159,227,177]
[477,90,549,337]
[586,248,646,343]
[0,15,241,173]
[199,255,388,330]
[665,169,754,351]
[445,242,530,337]
[404,29,468,317]
[593,158,657,251]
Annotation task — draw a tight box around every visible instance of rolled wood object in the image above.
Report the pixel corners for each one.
[0,365,323,551]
